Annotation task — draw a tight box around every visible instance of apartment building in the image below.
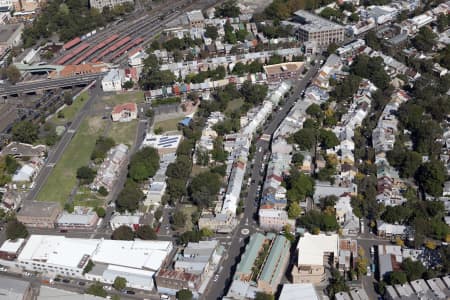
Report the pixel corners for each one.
[291,10,344,47]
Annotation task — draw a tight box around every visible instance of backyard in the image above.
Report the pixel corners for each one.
[36,116,107,204]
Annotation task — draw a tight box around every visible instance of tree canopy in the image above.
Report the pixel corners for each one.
[111,225,134,240]
[189,171,222,208]
[415,160,446,197]
[177,289,193,300]
[12,121,39,144]
[136,225,157,240]
[116,180,144,213]
[113,276,127,291]
[6,219,28,240]
[129,147,160,182]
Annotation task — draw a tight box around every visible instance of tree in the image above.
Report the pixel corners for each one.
[216,0,240,17]
[212,137,227,162]
[95,207,106,218]
[111,225,134,240]
[286,170,315,202]
[189,171,221,207]
[83,260,94,275]
[306,103,324,120]
[255,292,274,300]
[113,276,127,291]
[122,80,134,89]
[292,152,304,166]
[12,121,39,143]
[63,92,73,105]
[6,219,28,240]
[167,156,192,179]
[4,155,19,174]
[413,27,437,52]
[86,282,107,298]
[319,129,339,149]
[116,180,144,213]
[240,81,268,105]
[98,186,108,196]
[205,25,218,40]
[154,208,163,221]
[327,42,339,55]
[292,128,316,150]
[64,202,74,213]
[6,65,21,84]
[177,289,193,300]
[76,166,96,184]
[172,211,186,229]
[288,201,302,219]
[386,271,407,285]
[91,137,115,162]
[129,147,160,181]
[327,268,349,297]
[415,160,446,197]
[136,225,157,240]
[401,258,425,281]
[356,247,368,276]
[200,227,214,238]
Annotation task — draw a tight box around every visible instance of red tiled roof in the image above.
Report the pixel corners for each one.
[112,102,137,114]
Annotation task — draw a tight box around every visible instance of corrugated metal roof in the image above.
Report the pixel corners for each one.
[259,235,289,285]
[234,233,265,278]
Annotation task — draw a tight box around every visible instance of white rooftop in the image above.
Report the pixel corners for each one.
[0,238,25,253]
[18,235,173,272]
[296,233,339,266]
[279,283,320,300]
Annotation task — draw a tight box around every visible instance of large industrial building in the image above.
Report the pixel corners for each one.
[0,235,173,291]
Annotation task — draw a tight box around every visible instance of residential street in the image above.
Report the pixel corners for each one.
[202,63,321,300]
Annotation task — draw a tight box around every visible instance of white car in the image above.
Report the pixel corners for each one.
[213,274,219,282]
[366,266,372,277]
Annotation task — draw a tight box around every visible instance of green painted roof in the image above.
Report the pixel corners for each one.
[234,233,265,279]
[259,235,290,285]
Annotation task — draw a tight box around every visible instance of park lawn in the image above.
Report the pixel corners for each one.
[102,91,144,106]
[51,91,89,126]
[107,120,138,147]
[154,117,184,133]
[36,116,106,205]
[226,98,244,113]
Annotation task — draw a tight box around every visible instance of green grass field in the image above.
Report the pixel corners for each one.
[154,117,183,133]
[102,91,144,106]
[51,91,89,126]
[107,120,138,147]
[37,116,106,205]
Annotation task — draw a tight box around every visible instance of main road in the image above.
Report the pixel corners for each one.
[202,63,321,300]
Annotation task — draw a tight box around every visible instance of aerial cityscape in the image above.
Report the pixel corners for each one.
[0,0,448,299]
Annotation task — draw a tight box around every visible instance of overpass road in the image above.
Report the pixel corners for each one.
[0,74,105,97]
